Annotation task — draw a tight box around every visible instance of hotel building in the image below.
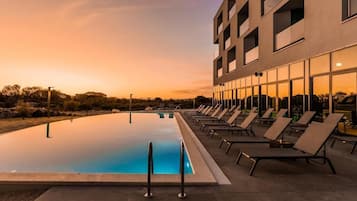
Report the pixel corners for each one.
[213,0,357,123]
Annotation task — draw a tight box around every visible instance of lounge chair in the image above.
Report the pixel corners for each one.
[219,117,292,153]
[330,135,357,154]
[208,112,258,136]
[195,108,228,124]
[200,110,242,131]
[257,109,288,124]
[290,111,316,127]
[194,105,222,121]
[191,106,213,118]
[236,122,338,176]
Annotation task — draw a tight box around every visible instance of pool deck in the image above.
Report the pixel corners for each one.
[2,110,357,200]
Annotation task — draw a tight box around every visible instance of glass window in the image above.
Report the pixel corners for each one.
[290,62,304,79]
[310,54,330,76]
[312,75,330,120]
[343,0,357,20]
[278,82,289,110]
[253,86,259,108]
[239,88,246,110]
[291,79,304,119]
[278,66,289,81]
[246,87,252,109]
[268,84,277,110]
[252,75,259,86]
[241,78,246,88]
[268,69,277,82]
[333,73,357,124]
[246,76,252,87]
[260,71,267,84]
[332,45,357,72]
[261,85,268,111]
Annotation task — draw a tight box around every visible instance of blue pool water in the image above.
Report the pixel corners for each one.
[0,113,193,174]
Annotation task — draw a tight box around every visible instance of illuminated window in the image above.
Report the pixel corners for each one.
[290,61,304,79]
[310,54,330,76]
[278,66,288,81]
[332,45,357,71]
[268,69,277,83]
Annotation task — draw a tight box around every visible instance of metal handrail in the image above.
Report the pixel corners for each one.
[178,141,187,199]
[144,142,154,198]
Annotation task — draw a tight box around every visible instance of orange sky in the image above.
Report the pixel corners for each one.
[0,0,222,99]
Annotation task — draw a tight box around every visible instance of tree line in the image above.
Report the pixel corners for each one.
[0,84,211,118]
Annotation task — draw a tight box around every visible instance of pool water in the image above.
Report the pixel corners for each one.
[0,113,193,174]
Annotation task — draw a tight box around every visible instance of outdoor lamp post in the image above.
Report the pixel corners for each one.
[129,94,133,112]
[47,87,54,118]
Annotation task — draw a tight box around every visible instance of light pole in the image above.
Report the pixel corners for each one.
[47,87,54,118]
[129,94,133,112]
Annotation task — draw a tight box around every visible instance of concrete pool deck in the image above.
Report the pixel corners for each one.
[1,110,357,200]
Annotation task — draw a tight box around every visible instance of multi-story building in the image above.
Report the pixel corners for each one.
[212,0,357,123]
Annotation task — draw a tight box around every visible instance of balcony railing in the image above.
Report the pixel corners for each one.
[245,46,259,64]
[239,19,249,37]
[218,23,223,34]
[275,19,304,50]
[217,68,223,77]
[225,37,231,49]
[229,4,236,20]
[228,60,236,72]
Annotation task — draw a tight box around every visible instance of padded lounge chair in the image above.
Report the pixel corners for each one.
[330,135,357,154]
[200,110,242,131]
[195,105,222,118]
[219,117,292,153]
[192,106,213,118]
[257,109,288,124]
[208,112,258,136]
[236,123,337,176]
[290,111,316,127]
[196,108,228,123]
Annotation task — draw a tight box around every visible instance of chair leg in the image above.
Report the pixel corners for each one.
[218,140,224,148]
[249,159,259,176]
[325,157,336,174]
[351,142,357,154]
[330,137,337,148]
[235,152,243,165]
[225,143,233,154]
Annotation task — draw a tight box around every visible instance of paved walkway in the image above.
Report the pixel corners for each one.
[10,112,357,200]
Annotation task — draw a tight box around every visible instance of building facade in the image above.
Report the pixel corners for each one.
[212,0,357,123]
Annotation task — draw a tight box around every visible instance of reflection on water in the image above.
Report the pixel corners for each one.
[0,113,192,174]
[46,123,51,139]
[129,112,132,124]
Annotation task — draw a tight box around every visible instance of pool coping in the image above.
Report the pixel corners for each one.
[0,112,224,185]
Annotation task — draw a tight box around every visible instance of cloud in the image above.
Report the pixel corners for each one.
[173,85,212,96]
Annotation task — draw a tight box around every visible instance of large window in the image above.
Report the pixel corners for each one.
[268,84,277,110]
[216,57,223,77]
[342,0,357,20]
[278,82,289,110]
[310,54,330,76]
[227,47,237,72]
[237,2,249,37]
[261,0,281,15]
[311,75,330,120]
[332,45,357,71]
[246,87,252,109]
[291,79,304,118]
[244,28,259,64]
[333,73,357,124]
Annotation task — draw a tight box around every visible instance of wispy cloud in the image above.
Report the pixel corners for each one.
[173,85,212,96]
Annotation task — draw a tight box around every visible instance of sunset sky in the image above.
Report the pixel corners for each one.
[0,0,221,99]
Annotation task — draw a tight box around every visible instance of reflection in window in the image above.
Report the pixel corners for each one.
[260,72,267,84]
[278,66,289,81]
[261,85,268,112]
[246,76,252,87]
[246,87,252,110]
[291,79,304,119]
[333,73,357,124]
[239,88,246,110]
[332,45,357,72]
[278,82,289,110]
[310,54,330,76]
[268,84,277,110]
[312,75,330,120]
[290,62,304,79]
[268,69,277,83]
[253,86,259,108]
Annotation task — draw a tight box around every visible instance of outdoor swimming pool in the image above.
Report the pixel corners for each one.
[0,113,193,175]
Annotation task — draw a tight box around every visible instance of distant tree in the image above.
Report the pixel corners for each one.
[15,100,32,119]
[64,100,80,111]
[1,84,21,96]
[154,97,163,102]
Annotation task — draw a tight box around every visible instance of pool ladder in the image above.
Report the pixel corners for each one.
[144,141,187,199]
